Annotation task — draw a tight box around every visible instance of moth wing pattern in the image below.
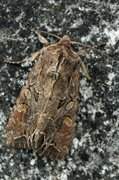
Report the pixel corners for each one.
[5,35,81,159]
[43,63,80,159]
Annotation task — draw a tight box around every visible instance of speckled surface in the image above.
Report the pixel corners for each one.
[0,0,119,179]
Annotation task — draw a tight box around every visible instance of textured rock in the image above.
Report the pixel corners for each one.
[0,0,119,179]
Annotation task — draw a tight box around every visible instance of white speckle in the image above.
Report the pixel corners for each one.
[113,109,119,116]
[60,173,68,180]
[101,165,109,175]
[103,120,109,126]
[0,111,6,125]
[108,72,115,81]
[0,92,4,96]
[73,138,79,149]
[104,27,119,46]
[48,0,55,4]
[80,79,93,101]
[107,72,115,85]
[106,64,112,68]
[10,159,14,167]
[86,101,104,120]
[4,175,9,180]
[49,175,56,180]
[15,12,24,22]
[71,19,83,28]
[30,159,36,166]
[0,164,2,172]
[78,132,90,146]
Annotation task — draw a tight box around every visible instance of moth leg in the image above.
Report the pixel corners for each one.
[5,51,41,65]
[79,57,108,87]
[79,58,91,80]
[72,41,113,60]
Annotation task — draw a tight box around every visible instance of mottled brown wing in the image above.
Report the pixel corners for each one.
[5,41,64,149]
[5,36,81,159]
[42,63,80,159]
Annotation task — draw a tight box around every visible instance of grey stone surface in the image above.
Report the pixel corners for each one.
[0,0,119,179]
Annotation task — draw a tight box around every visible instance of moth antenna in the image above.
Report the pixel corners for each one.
[32,29,61,40]
[33,30,113,60]
[79,58,91,80]
[79,58,109,87]
[40,30,61,40]
[71,40,113,60]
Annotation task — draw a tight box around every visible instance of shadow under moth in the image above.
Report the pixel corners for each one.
[5,34,90,159]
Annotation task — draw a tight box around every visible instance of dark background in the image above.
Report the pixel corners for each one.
[0,0,119,179]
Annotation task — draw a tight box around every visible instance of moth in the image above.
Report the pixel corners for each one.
[5,34,89,159]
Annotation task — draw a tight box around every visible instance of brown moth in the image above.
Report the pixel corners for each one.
[5,35,82,159]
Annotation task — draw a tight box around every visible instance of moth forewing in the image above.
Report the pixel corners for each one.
[5,35,81,159]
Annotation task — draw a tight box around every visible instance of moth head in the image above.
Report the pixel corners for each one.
[59,35,71,47]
